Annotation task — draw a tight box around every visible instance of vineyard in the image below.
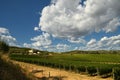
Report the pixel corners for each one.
[10,53,120,80]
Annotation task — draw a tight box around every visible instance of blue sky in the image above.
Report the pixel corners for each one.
[0,0,50,43]
[0,0,120,52]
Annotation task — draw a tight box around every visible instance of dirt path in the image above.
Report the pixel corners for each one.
[12,60,113,80]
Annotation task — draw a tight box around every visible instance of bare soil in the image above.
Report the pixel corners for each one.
[12,61,113,80]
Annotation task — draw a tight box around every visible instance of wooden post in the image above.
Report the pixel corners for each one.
[85,66,88,74]
[112,68,115,80]
[59,64,61,70]
[96,67,99,76]
[49,72,50,78]
[69,65,71,71]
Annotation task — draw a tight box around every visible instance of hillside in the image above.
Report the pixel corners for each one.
[9,46,50,55]
[9,46,120,55]
[64,50,120,54]
[0,55,33,80]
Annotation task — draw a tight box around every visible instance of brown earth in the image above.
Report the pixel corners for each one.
[12,61,113,80]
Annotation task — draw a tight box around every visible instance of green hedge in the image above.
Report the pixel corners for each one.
[98,67,112,78]
[113,67,120,80]
[87,66,97,76]
[76,66,86,73]
[10,54,120,79]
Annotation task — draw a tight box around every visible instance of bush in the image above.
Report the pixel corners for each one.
[59,64,64,69]
[87,66,97,76]
[113,67,120,80]
[77,66,86,73]
[0,41,9,53]
[64,65,69,71]
[70,65,76,71]
[98,67,112,78]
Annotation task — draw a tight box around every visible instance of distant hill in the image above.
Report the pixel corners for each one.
[9,46,50,55]
[9,46,31,54]
[9,46,120,54]
[63,50,120,54]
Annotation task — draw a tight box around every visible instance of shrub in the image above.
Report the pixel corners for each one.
[98,67,112,78]
[77,66,86,73]
[59,64,64,69]
[87,66,97,76]
[70,65,76,71]
[0,41,9,53]
[113,67,120,80]
[64,65,69,71]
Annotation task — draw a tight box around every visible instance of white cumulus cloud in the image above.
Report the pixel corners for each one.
[56,43,70,51]
[39,0,120,39]
[84,35,120,50]
[0,27,17,46]
[42,43,71,52]
[23,32,52,49]
[44,43,71,52]
[68,37,86,44]
[87,39,97,48]
[34,27,40,31]
[0,27,9,35]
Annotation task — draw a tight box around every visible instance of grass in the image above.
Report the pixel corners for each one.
[9,53,120,79]
[10,53,120,68]
[0,54,34,80]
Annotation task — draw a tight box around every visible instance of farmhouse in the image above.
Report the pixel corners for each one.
[28,49,40,55]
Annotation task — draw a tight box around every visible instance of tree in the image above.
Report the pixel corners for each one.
[0,41,9,53]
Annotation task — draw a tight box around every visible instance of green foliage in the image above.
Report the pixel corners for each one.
[113,67,120,80]
[9,46,49,55]
[0,41,9,53]
[87,66,97,76]
[59,64,64,69]
[64,64,70,71]
[70,65,76,71]
[98,67,112,78]
[9,46,30,54]
[77,66,86,73]
[10,54,120,79]
[65,50,120,54]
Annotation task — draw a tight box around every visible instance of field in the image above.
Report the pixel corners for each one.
[10,53,120,66]
[10,53,120,79]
